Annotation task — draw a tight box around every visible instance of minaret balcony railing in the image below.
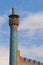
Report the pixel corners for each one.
[9,18,19,26]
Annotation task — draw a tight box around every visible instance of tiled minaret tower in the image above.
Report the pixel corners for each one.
[9,8,19,65]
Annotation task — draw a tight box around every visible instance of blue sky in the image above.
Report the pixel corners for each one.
[0,0,43,65]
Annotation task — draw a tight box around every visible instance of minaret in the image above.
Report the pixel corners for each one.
[9,8,19,65]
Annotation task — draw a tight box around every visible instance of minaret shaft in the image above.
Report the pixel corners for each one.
[10,28,18,65]
[9,8,19,65]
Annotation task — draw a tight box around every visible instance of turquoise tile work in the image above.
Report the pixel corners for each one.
[10,28,18,65]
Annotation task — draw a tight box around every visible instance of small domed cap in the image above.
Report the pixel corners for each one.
[9,8,19,18]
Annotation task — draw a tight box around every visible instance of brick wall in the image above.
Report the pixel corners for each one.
[16,50,43,65]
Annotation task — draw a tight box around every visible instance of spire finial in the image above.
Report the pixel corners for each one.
[12,8,16,15]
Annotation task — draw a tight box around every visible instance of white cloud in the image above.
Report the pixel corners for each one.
[19,12,43,30]
[0,15,7,26]
[18,45,43,62]
[18,12,43,62]
[0,46,9,65]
